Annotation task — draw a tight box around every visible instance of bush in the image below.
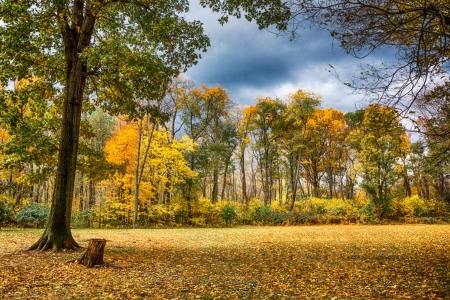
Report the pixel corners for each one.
[0,200,14,227]
[221,206,237,225]
[190,197,222,226]
[17,203,49,228]
[401,195,429,217]
[251,206,288,225]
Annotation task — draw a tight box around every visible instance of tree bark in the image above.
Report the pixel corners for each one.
[78,239,106,268]
[29,4,96,251]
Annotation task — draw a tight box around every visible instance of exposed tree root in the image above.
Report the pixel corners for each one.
[28,231,81,252]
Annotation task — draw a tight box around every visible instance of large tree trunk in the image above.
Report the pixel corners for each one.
[29,6,96,251]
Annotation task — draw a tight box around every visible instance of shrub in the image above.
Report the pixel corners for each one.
[401,195,429,217]
[147,204,175,226]
[308,197,327,215]
[17,203,49,228]
[424,199,449,217]
[251,206,289,225]
[221,205,237,225]
[0,200,14,227]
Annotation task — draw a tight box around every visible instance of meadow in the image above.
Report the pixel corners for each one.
[0,225,449,299]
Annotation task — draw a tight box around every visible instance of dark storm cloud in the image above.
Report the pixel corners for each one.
[184,4,387,112]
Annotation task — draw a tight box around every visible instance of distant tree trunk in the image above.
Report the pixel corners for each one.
[33,183,41,203]
[263,150,270,206]
[404,174,412,197]
[211,168,219,203]
[289,149,302,211]
[202,177,207,198]
[422,176,430,200]
[327,169,334,199]
[221,158,230,201]
[15,184,23,206]
[240,153,249,204]
[78,174,85,212]
[164,174,171,205]
[88,180,96,207]
[133,120,143,229]
[29,13,96,251]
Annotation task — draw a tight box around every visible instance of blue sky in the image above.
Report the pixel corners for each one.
[183,4,383,113]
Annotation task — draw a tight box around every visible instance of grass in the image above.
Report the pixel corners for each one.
[1,225,449,299]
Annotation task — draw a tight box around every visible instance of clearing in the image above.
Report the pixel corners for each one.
[0,225,449,299]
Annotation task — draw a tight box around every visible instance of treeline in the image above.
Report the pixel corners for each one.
[0,77,449,228]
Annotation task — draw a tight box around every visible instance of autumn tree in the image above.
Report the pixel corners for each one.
[177,84,236,210]
[104,121,196,226]
[282,90,321,210]
[245,97,286,206]
[303,108,347,199]
[414,90,450,201]
[0,78,60,205]
[348,104,410,217]
[0,0,290,250]
[191,85,235,203]
[234,106,251,204]
[76,108,116,212]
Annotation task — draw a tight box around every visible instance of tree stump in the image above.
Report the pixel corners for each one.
[78,238,106,268]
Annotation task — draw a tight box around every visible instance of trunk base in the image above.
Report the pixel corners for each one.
[28,230,81,252]
[78,238,106,268]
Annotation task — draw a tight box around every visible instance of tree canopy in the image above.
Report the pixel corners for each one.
[288,0,450,106]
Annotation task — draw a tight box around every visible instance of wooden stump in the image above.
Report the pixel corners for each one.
[78,238,106,268]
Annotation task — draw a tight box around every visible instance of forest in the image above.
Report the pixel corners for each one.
[1,76,449,229]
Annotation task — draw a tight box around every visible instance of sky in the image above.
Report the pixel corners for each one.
[183,4,381,113]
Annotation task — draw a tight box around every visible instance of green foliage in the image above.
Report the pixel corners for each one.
[221,205,237,225]
[0,199,14,226]
[72,209,96,228]
[16,203,49,228]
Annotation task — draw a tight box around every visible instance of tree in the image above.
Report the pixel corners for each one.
[0,0,290,251]
[414,90,450,201]
[303,108,347,199]
[104,121,197,226]
[0,78,59,205]
[348,104,410,217]
[282,90,321,210]
[176,83,236,216]
[245,97,286,206]
[289,0,450,105]
[234,106,251,203]
[77,108,116,211]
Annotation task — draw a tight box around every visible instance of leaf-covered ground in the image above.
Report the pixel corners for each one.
[0,225,449,299]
